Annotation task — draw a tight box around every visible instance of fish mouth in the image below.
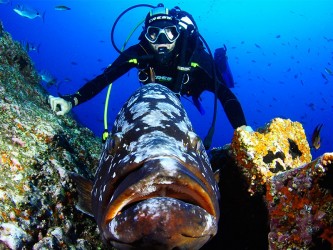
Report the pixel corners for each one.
[102,157,219,248]
[107,197,216,249]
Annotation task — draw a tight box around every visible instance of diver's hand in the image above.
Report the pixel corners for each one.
[48,95,72,115]
[240,125,254,132]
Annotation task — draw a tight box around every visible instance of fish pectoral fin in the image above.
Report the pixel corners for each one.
[69,172,94,217]
[213,169,220,183]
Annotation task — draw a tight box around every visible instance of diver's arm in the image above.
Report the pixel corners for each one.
[71,45,141,105]
[49,45,141,115]
[193,49,247,129]
[216,83,247,129]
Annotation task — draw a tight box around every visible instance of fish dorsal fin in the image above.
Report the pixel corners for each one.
[69,172,94,217]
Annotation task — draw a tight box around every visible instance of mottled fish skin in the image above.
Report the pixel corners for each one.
[92,83,220,249]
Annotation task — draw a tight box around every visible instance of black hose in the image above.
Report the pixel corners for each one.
[110,4,155,55]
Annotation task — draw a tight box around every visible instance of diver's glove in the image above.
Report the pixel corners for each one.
[48,95,73,116]
[240,125,254,132]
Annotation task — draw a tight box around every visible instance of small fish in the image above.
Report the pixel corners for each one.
[311,124,323,150]
[322,97,327,104]
[71,83,220,249]
[321,72,328,81]
[325,67,333,75]
[308,102,315,111]
[323,36,333,42]
[39,70,57,86]
[21,41,40,53]
[54,5,71,11]
[13,5,45,21]
[63,77,72,82]
[254,43,261,48]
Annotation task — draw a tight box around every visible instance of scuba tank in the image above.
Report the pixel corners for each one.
[214,45,235,88]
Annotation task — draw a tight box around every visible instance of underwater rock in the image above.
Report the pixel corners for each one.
[266,153,333,249]
[209,118,332,249]
[231,118,312,194]
[206,144,269,250]
[0,23,104,249]
[0,223,32,249]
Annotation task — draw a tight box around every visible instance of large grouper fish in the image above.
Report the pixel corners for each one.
[71,83,220,249]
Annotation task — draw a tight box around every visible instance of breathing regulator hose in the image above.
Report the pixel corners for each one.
[110,4,155,55]
[102,4,156,143]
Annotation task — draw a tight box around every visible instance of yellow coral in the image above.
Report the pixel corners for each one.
[231,118,312,194]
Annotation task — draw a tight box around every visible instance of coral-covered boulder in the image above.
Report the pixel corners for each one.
[231,118,312,194]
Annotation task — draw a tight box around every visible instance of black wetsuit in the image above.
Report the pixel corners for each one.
[66,39,247,129]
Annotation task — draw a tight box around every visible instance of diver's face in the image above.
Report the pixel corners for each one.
[145,21,179,54]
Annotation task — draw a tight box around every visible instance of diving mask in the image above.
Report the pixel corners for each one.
[145,25,180,44]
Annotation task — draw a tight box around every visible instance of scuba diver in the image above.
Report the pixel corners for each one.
[48,4,248,148]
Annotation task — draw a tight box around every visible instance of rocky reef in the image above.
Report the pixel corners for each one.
[267,152,333,249]
[0,22,104,249]
[207,119,333,250]
[1,22,332,249]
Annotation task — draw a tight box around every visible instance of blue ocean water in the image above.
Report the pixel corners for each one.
[1,0,332,158]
